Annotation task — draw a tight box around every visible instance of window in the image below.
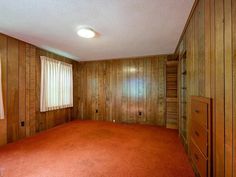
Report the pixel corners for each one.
[40,56,73,112]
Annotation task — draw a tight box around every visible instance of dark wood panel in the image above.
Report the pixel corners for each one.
[214,0,225,176]
[77,56,168,126]
[0,33,77,144]
[7,37,19,142]
[29,46,36,136]
[0,34,7,146]
[25,44,30,136]
[176,0,236,176]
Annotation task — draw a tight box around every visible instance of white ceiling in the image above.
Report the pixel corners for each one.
[0,0,194,61]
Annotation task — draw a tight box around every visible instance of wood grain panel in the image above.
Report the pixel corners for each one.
[232,0,236,176]
[176,0,236,176]
[7,37,19,143]
[0,33,77,145]
[0,34,7,146]
[29,46,36,136]
[25,44,30,136]
[77,56,168,126]
[214,0,225,175]
[224,0,233,176]
[18,42,26,139]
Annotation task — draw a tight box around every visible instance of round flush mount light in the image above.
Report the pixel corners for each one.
[77,27,96,38]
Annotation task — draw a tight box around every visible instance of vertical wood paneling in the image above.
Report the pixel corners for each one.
[0,34,76,144]
[7,38,19,142]
[224,0,233,176]
[158,57,166,125]
[18,42,26,139]
[35,48,42,131]
[146,58,152,124]
[176,0,236,176]
[0,34,7,145]
[128,59,136,123]
[214,0,225,175]
[151,58,158,124]
[121,59,128,122]
[25,44,30,136]
[77,56,167,126]
[210,0,217,175]
[197,0,205,96]
[72,62,79,120]
[137,58,145,123]
[116,60,122,122]
[29,46,36,135]
[205,0,211,97]
[232,0,236,176]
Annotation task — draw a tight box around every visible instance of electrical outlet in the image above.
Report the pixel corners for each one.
[139,111,142,116]
[96,109,98,113]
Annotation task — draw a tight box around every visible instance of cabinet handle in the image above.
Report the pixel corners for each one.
[195,110,200,113]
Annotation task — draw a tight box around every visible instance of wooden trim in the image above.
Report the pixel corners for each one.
[175,0,200,54]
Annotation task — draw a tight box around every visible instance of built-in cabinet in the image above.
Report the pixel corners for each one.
[176,0,236,176]
[190,96,212,177]
[166,57,178,129]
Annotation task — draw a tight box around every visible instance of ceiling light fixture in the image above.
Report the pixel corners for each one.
[77,27,96,38]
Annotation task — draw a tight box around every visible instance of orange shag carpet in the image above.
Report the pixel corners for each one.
[0,121,194,177]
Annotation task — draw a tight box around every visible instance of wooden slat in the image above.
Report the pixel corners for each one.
[0,34,7,145]
[7,37,19,142]
[29,46,36,135]
[18,42,26,139]
[214,0,225,176]
[25,44,30,136]
[233,1,236,176]
[224,0,233,176]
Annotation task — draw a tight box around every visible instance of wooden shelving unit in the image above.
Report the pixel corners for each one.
[179,50,187,148]
[166,58,178,129]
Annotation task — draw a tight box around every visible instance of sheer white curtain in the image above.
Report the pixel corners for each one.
[40,56,73,112]
[0,57,4,119]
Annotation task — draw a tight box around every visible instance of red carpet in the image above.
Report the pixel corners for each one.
[0,120,194,177]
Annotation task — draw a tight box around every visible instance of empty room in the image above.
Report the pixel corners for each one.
[0,0,235,177]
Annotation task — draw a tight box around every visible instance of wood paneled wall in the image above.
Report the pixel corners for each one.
[176,0,236,176]
[75,56,168,126]
[0,33,77,145]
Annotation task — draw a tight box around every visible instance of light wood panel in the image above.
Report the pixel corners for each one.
[7,38,19,142]
[176,0,236,176]
[233,1,236,176]
[76,56,169,126]
[0,33,77,144]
